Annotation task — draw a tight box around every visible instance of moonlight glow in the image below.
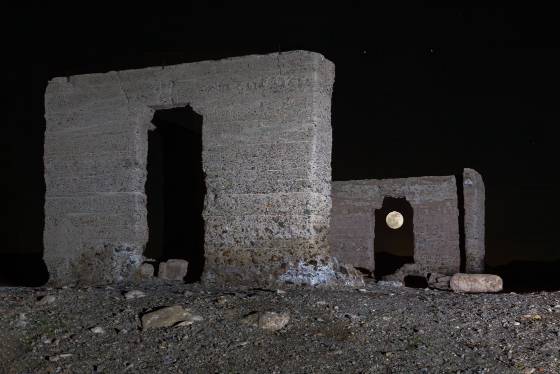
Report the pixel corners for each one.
[386,211,404,229]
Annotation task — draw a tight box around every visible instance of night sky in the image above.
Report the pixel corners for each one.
[3,4,560,285]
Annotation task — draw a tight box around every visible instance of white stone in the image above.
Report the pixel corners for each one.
[124,290,146,300]
[90,326,106,334]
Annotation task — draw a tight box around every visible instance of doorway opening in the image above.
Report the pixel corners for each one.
[404,275,428,288]
[144,105,205,282]
[374,196,414,279]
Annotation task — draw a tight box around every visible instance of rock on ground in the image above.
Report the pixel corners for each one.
[158,259,189,281]
[450,273,503,293]
[242,311,290,331]
[141,305,195,330]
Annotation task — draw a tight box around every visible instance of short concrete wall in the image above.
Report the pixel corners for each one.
[329,176,461,276]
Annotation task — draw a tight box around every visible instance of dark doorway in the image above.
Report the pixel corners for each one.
[404,275,428,288]
[0,254,49,287]
[374,196,414,279]
[144,105,205,282]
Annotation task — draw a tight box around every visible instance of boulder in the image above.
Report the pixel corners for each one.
[158,259,189,281]
[450,273,503,293]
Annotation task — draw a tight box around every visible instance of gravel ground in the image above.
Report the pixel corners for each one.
[1,279,559,373]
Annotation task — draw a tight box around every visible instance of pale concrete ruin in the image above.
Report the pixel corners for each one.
[329,169,485,281]
[43,50,485,286]
[43,51,337,286]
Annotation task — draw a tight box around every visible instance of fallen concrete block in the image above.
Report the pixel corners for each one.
[158,259,189,281]
[137,263,155,279]
[450,273,503,293]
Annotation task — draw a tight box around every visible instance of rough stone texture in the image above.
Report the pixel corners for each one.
[43,51,335,286]
[329,176,460,277]
[136,263,154,279]
[241,311,291,331]
[450,273,503,293]
[158,259,189,281]
[427,272,452,290]
[463,168,485,273]
[140,305,194,330]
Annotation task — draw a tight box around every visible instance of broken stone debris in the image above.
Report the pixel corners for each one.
[36,295,56,305]
[427,273,452,290]
[158,259,189,281]
[377,280,403,288]
[140,305,201,330]
[137,263,154,279]
[123,290,146,300]
[450,273,503,293]
[241,311,290,331]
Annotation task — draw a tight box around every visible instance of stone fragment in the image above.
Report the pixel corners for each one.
[158,259,189,281]
[520,314,542,321]
[124,290,146,300]
[377,280,403,288]
[48,353,73,361]
[175,314,204,327]
[141,305,194,330]
[450,273,503,293]
[241,311,290,331]
[90,326,105,334]
[137,263,154,279]
[37,295,56,305]
[427,273,452,290]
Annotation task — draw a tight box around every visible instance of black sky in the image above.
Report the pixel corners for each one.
[4,4,560,269]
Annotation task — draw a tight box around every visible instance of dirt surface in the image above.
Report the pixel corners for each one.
[1,280,559,373]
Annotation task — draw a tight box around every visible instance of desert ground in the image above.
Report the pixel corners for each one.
[1,279,559,373]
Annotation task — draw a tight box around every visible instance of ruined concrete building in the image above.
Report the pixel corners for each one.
[43,50,485,286]
[329,169,485,282]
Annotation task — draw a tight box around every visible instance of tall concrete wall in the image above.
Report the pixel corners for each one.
[329,176,461,276]
[463,168,485,272]
[44,51,335,285]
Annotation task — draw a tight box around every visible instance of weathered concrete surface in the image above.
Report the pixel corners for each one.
[329,176,461,277]
[463,168,485,273]
[158,259,189,281]
[44,51,335,286]
[450,273,502,293]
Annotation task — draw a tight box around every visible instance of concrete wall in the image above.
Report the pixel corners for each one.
[44,51,335,285]
[329,176,461,276]
[463,168,485,272]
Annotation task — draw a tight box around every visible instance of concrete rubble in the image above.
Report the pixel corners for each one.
[158,259,189,281]
[450,273,503,293]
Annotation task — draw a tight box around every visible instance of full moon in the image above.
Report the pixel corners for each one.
[386,211,404,229]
